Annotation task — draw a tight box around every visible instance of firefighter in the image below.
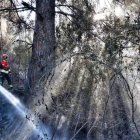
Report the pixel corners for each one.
[0,54,13,89]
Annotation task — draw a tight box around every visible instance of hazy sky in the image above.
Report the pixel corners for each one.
[94,0,125,20]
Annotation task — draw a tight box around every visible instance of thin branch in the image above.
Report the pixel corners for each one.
[51,115,61,140]
[70,121,88,140]
[0,7,29,12]
[15,39,32,46]
[101,74,117,129]
[56,4,82,12]
[55,11,74,17]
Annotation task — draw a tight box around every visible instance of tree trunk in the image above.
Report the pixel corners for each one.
[28,0,55,89]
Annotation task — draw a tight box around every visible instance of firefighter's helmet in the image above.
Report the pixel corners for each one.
[2,54,8,59]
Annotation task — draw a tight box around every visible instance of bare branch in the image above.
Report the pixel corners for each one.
[0,7,29,12]
[70,121,88,140]
[56,4,82,12]
[55,11,74,17]
[15,39,32,46]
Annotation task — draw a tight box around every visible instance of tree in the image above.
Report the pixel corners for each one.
[28,0,55,88]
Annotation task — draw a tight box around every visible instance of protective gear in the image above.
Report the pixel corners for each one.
[9,84,13,90]
[0,55,13,88]
[2,54,8,59]
[0,60,10,71]
[0,72,12,86]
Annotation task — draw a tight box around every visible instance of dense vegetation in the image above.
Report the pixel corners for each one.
[0,0,140,139]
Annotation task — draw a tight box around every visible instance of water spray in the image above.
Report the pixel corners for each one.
[0,85,50,140]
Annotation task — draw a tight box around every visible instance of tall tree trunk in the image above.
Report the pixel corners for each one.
[28,0,55,89]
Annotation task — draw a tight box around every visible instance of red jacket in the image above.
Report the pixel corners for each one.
[0,60,10,71]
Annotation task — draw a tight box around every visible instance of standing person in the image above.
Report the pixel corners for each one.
[0,54,13,89]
